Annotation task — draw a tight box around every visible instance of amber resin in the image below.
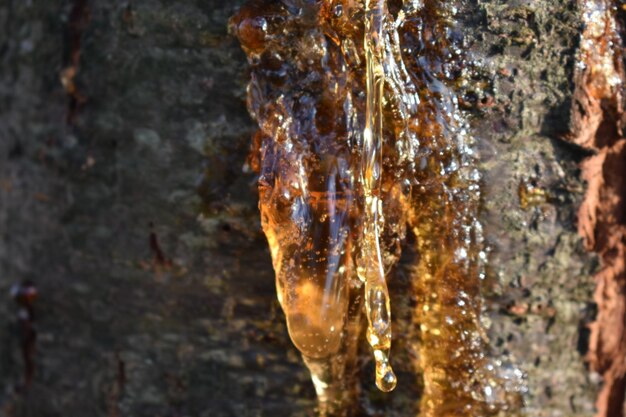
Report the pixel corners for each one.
[231,0,523,415]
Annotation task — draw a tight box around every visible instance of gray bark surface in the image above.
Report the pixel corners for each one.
[0,1,600,416]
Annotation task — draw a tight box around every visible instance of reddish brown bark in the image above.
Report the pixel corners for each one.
[567,2,626,415]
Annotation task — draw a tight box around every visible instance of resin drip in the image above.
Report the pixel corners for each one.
[397,2,523,415]
[359,0,397,393]
[230,0,522,414]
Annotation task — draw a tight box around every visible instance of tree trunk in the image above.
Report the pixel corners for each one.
[0,0,614,416]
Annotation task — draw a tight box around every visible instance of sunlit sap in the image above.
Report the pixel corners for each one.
[260,182,353,359]
[260,154,353,358]
[358,0,397,392]
[231,0,525,414]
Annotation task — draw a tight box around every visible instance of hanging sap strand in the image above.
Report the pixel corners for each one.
[358,0,397,393]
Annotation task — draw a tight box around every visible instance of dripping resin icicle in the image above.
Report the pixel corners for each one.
[358,0,397,393]
[230,0,524,414]
[230,0,370,412]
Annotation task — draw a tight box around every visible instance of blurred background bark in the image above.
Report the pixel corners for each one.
[0,1,602,416]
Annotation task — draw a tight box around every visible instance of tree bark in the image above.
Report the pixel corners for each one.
[0,0,608,416]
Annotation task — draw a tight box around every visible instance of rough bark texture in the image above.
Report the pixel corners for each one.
[564,2,626,416]
[471,2,598,415]
[0,0,604,416]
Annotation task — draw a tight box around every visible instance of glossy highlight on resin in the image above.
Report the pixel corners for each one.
[359,0,397,393]
[230,0,523,414]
